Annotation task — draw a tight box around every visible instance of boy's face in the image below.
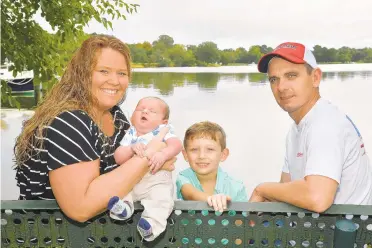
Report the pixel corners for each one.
[182,137,229,176]
[131,98,168,133]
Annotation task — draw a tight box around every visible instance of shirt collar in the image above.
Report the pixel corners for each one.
[192,167,226,194]
[297,97,325,131]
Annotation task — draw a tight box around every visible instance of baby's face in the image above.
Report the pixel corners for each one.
[132,98,168,133]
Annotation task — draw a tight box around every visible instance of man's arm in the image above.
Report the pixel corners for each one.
[253,175,338,212]
[280,172,291,183]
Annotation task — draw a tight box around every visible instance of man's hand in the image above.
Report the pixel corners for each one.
[249,187,269,202]
[131,143,146,157]
[149,151,167,174]
[207,194,231,212]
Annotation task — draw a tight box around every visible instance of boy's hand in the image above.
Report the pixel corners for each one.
[131,143,146,157]
[149,152,167,174]
[207,194,231,212]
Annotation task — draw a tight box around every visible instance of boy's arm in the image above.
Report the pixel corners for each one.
[180,184,210,201]
[162,137,183,160]
[181,184,231,212]
[176,173,209,200]
[114,146,134,165]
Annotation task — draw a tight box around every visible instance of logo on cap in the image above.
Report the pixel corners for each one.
[275,44,297,51]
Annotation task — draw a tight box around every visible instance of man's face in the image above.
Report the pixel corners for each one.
[267,57,321,120]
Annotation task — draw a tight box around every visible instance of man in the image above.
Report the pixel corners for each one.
[249,42,372,212]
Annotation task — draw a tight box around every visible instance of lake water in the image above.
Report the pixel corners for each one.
[2,64,372,200]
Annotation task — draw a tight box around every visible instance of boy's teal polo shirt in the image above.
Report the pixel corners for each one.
[176,167,248,201]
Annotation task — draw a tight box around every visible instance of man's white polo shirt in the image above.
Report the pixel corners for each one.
[283,98,372,205]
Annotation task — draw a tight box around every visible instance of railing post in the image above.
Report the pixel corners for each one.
[334,219,357,248]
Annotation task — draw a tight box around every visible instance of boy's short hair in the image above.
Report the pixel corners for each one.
[184,121,226,150]
[139,96,170,120]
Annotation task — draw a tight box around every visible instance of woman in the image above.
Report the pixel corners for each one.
[14,35,175,222]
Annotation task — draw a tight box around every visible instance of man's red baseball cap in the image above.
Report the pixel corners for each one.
[257,42,318,73]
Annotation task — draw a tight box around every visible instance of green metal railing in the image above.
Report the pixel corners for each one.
[1,200,371,247]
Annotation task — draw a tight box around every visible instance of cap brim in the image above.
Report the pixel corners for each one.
[257,51,306,73]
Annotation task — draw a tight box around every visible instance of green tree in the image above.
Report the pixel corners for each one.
[128,44,149,64]
[337,47,352,63]
[220,49,237,65]
[247,45,263,63]
[260,45,273,54]
[352,49,367,62]
[313,45,327,62]
[235,47,250,63]
[187,45,198,53]
[326,48,339,62]
[168,44,196,67]
[1,0,139,107]
[363,48,372,62]
[195,42,220,64]
[152,35,175,48]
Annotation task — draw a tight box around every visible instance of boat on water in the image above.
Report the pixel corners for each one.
[0,62,34,97]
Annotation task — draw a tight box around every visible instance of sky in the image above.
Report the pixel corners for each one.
[38,0,372,50]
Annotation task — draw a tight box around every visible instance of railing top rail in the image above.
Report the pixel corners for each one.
[2,200,372,215]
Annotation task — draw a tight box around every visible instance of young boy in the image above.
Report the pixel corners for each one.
[108,96,182,241]
[176,121,248,212]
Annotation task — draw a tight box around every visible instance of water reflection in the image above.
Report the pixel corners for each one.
[131,71,372,94]
[3,71,372,109]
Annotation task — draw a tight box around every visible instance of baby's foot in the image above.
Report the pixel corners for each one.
[137,218,153,239]
[107,196,133,220]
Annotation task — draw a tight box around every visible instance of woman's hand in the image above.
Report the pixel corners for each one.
[160,157,177,172]
[149,151,167,174]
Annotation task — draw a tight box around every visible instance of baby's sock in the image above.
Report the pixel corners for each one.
[137,218,153,240]
[107,196,133,220]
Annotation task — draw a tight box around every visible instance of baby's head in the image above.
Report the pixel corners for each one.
[183,121,229,176]
[131,97,170,134]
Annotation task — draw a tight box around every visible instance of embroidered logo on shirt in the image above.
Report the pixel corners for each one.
[297,152,303,157]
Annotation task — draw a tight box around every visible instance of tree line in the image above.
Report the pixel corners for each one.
[128,35,372,67]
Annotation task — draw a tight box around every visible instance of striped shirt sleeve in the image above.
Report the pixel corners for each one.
[44,111,99,170]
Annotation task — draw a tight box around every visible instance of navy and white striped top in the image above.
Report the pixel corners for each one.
[16,105,130,200]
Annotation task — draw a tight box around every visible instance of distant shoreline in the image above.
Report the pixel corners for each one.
[132,62,369,68]
[132,63,372,73]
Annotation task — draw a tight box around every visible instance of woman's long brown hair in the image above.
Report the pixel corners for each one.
[14,35,132,167]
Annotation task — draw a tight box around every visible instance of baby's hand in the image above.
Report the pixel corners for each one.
[207,194,231,212]
[131,143,146,157]
[149,152,167,174]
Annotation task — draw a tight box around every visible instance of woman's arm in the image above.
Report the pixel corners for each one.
[50,156,149,222]
[50,126,172,222]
